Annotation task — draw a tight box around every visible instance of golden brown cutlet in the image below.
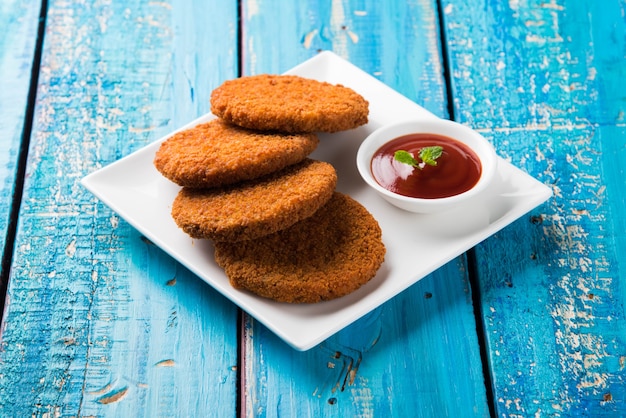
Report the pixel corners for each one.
[171,159,337,242]
[214,192,386,303]
[210,74,369,133]
[154,119,319,188]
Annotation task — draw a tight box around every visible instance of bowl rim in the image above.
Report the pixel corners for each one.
[356,118,497,210]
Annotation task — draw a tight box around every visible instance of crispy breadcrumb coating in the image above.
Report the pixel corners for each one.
[154,119,318,188]
[214,192,385,303]
[171,159,337,242]
[211,75,369,133]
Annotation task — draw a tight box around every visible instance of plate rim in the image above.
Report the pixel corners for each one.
[81,51,553,351]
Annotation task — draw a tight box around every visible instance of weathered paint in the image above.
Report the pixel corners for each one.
[239,0,490,416]
[442,0,626,415]
[241,259,490,417]
[0,0,41,272]
[2,0,625,416]
[0,0,239,416]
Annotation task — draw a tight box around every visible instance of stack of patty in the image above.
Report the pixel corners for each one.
[154,74,385,303]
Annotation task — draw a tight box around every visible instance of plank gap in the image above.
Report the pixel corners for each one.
[467,248,497,418]
[436,1,496,414]
[237,0,243,78]
[0,0,49,322]
[236,309,244,418]
[435,0,456,121]
[236,2,244,417]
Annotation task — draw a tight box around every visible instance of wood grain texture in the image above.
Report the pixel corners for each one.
[240,0,490,416]
[0,0,40,271]
[241,261,489,417]
[0,0,239,416]
[442,0,626,415]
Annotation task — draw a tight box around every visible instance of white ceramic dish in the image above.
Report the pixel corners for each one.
[357,118,498,213]
[81,51,552,351]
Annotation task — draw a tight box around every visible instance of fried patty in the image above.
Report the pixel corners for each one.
[171,159,337,242]
[153,119,319,188]
[214,192,386,303]
[210,74,369,133]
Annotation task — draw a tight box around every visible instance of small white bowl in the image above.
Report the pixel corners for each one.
[356,118,497,214]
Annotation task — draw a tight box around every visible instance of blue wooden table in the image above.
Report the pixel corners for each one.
[1,0,625,416]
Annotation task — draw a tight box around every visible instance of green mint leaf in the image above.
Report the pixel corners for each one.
[394,150,420,167]
[419,146,443,167]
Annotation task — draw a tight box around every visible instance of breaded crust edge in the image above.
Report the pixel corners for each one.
[153,119,319,188]
[213,192,386,303]
[210,74,369,133]
[171,159,337,242]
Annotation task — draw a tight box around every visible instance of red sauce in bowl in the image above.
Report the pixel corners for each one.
[371,133,482,199]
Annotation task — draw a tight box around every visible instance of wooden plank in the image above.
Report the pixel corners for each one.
[239,1,490,416]
[0,0,40,273]
[0,0,239,416]
[442,0,626,415]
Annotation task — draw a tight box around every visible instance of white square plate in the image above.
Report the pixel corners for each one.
[82,51,552,350]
